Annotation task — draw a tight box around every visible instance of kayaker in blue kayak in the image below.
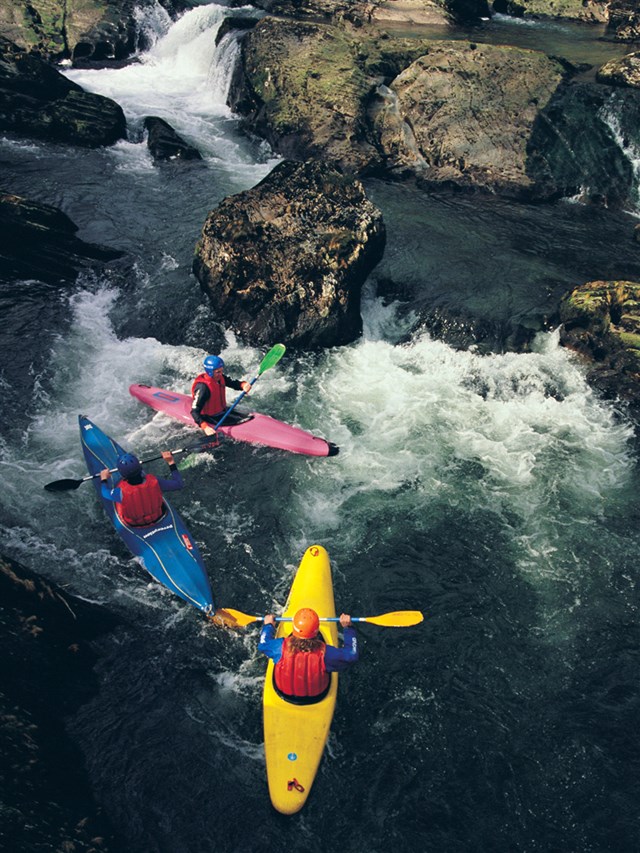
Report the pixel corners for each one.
[259,608,359,699]
[191,355,252,437]
[99,451,184,527]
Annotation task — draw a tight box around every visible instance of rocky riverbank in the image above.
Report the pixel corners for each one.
[0,554,120,852]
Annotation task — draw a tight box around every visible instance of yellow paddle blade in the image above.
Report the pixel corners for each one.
[362,611,424,627]
[211,608,261,628]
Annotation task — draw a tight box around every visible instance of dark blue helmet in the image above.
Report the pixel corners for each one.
[203,355,224,376]
[117,453,142,479]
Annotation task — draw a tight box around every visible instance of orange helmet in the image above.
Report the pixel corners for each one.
[292,608,320,638]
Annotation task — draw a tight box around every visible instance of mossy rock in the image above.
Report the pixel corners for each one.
[560,280,640,408]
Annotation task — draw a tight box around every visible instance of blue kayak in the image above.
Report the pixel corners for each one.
[79,415,215,615]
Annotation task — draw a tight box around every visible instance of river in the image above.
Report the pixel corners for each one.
[1,3,639,851]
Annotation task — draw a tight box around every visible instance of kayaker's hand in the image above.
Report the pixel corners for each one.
[241,381,252,394]
[161,451,175,465]
[99,468,111,482]
[339,613,353,628]
[202,425,216,437]
[264,614,276,626]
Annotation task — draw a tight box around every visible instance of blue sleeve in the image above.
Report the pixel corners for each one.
[258,624,284,664]
[100,484,122,503]
[324,627,359,672]
[156,468,184,492]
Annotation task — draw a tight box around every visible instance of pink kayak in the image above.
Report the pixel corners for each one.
[129,384,339,457]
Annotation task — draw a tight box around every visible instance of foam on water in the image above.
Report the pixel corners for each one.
[64,3,264,162]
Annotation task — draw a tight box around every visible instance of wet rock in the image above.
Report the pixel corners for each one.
[597,52,640,88]
[559,280,640,422]
[229,17,381,174]
[607,1,640,42]
[526,82,640,207]
[252,0,490,26]
[0,553,119,852]
[375,42,568,196]
[143,116,202,162]
[193,159,386,348]
[215,16,259,47]
[0,191,123,283]
[0,0,191,63]
[0,37,127,146]
[375,42,640,205]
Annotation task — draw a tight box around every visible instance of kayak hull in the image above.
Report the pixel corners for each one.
[79,416,214,614]
[263,544,338,815]
[129,383,338,457]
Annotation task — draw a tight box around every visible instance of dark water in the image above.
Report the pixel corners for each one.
[1,4,640,851]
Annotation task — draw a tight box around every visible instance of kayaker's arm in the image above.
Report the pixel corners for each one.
[324,627,359,672]
[190,382,210,427]
[258,620,284,663]
[223,374,249,393]
[99,469,123,503]
[155,452,184,492]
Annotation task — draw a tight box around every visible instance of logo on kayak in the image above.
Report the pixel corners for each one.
[287,753,297,762]
[182,534,193,550]
[310,546,319,557]
[153,391,180,403]
[142,524,173,539]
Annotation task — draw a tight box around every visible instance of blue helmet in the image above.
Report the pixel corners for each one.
[117,452,142,479]
[203,354,224,376]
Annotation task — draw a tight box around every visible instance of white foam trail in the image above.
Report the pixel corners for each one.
[282,321,634,571]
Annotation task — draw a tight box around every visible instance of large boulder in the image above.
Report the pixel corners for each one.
[374,41,640,204]
[559,280,640,421]
[374,42,567,196]
[193,160,386,349]
[0,0,191,63]
[0,37,127,146]
[0,191,123,282]
[597,52,640,88]
[607,1,640,41]
[229,17,380,174]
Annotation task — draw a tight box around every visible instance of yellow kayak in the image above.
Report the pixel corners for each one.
[263,544,338,815]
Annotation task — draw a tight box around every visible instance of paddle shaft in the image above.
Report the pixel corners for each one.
[213,344,286,431]
[44,438,216,491]
[213,376,257,431]
[219,608,424,628]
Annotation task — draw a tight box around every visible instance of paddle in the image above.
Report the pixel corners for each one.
[218,609,424,628]
[213,343,286,432]
[43,436,219,493]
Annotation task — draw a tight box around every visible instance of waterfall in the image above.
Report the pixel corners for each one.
[599,93,640,215]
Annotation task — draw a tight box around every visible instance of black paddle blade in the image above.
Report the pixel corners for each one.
[44,478,84,492]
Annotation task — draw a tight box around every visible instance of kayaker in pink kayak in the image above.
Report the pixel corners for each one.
[259,608,359,699]
[191,355,252,437]
[99,451,183,527]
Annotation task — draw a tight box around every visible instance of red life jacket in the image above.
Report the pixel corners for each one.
[274,637,330,697]
[116,474,164,526]
[191,372,226,418]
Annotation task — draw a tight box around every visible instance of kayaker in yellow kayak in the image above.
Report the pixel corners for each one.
[259,608,359,699]
[191,355,252,437]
